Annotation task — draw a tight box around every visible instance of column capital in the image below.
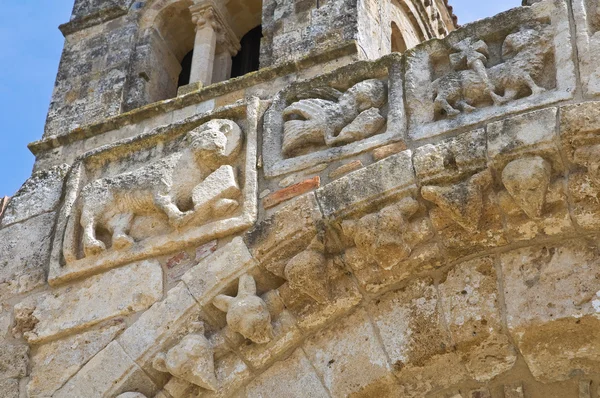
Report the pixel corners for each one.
[189,1,239,56]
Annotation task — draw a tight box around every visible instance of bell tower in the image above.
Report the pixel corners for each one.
[42,0,456,141]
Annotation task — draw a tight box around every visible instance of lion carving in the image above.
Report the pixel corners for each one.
[432,26,552,117]
[63,119,243,262]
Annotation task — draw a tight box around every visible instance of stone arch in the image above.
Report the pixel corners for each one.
[124,0,263,111]
[391,22,408,53]
[389,0,427,53]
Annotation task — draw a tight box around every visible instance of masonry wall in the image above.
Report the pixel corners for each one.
[4,1,600,398]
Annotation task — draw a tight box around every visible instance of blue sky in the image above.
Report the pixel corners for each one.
[0,0,521,196]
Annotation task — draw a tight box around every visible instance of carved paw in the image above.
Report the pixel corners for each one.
[170,212,193,228]
[212,199,239,218]
[112,234,134,250]
[83,239,106,257]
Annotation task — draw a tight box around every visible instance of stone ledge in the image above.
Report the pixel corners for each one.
[58,4,128,37]
[28,41,359,156]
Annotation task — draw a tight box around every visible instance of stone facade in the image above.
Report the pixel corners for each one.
[4,0,600,397]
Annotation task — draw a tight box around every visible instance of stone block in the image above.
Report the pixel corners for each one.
[413,129,487,185]
[0,378,19,398]
[277,256,362,332]
[182,237,257,307]
[560,102,600,231]
[572,0,600,96]
[117,283,203,381]
[28,322,125,397]
[438,257,517,381]
[0,164,69,227]
[501,240,600,382]
[54,341,159,398]
[0,212,55,300]
[0,342,28,380]
[369,278,468,396]
[303,308,400,397]
[245,193,322,278]
[316,150,416,219]
[19,260,163,344]
[244,348,329,398]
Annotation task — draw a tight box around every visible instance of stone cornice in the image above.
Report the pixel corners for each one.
[189,0,240,55]
[58,4,128,37]
[28,41,358,156]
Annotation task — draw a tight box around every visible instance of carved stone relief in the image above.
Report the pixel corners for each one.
[489,107,572,240]
[153,322,218,392]
[573,0,600,96]
[406,0,575,140]
[414,130,506,254]
[49,100,260,286]
[213,275,275,344]
[263,56,405,178]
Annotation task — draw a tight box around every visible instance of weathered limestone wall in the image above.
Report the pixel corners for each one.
[3,0,600,397]
[43,0,455,139]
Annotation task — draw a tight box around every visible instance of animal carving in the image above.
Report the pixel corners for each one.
[282,79,387,157]
[153,322,218,391]
[432,26,552,117]
[213,275,274,344]
[63,119,243,262]
[342,197,421,270]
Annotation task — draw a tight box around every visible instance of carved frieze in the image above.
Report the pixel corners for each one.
[48,100,260,286]
[406,0,575,140]
[263,56,405,178]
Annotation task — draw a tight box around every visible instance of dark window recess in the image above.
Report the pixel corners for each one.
[178,50,194,87]
[231,25,262,78]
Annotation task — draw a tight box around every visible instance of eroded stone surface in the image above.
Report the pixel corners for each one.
[501,240,600,382]
[54,341,159,398]
[303,309,400,397]
[244,348,329,398]
[0,341,28,380]
[28,322,125,397]
[0,212,55,300]
[19,260,162,344]
[438,257,517,381]
[0,164,68,227]
[370,278,467,396]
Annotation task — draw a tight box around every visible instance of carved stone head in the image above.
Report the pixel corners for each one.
[502,156,551,219]
[213,275,274,344]
[187,119,242,166]
[152,324,218,391]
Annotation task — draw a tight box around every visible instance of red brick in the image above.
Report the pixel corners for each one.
[263,176,321,209]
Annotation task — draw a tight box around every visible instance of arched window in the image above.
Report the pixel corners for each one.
[391,22,408,53]
[231,26,262,78]
[178,50,194,88]
[126,0,263,110]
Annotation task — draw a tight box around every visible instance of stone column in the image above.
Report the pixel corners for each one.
[189,1,240,87]
[189,5,219,87]
[212,33,240,84]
